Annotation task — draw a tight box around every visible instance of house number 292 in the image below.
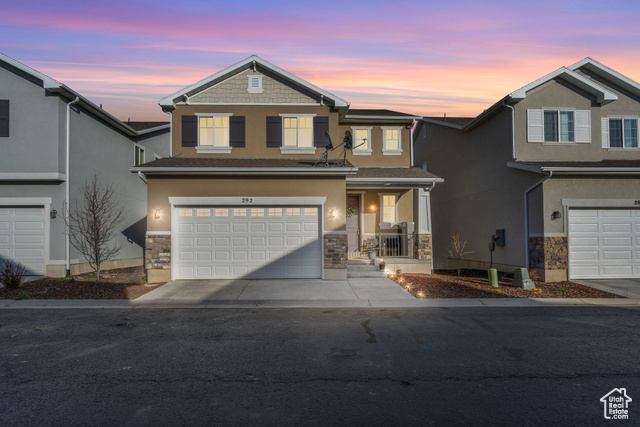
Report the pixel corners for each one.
[242,198,253,204]
[635,200,640,205]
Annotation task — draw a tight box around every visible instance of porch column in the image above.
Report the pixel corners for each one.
[414,188,433,262]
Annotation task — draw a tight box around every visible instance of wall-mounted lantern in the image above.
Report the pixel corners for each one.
[154,209,161,220]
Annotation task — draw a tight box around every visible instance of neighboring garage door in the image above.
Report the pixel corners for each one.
[0,206,46,275]
[174,206,322,279]
[568,208,640,279]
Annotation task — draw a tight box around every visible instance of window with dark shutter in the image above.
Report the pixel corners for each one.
[266,116,282,147]
[182,115,198,147]
[313,117,329,148]
[0,100,9,137]
[229,116,245,147]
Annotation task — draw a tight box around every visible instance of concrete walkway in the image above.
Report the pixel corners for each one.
[573,278,640,298]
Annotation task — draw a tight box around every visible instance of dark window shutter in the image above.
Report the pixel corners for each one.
[229,116,245,147]
[313,116,329,148]
[182,115,197,147]
[0,100,9,137]
[266,116,282,147]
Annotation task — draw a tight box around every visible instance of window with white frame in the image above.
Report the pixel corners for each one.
[280,115,315,153]
[379,193,398,227]
[196,114,232,153]
[134,145,145,166]
[382,127,402,154]
[351,127,372,155]
[527,109,590,143]
[608,117,638,148]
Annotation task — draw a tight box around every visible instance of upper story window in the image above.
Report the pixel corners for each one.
[247,75,263,94]
[134,145,145,166]
[0,100,9,137]
[382,127,402,155]
[544,110,574,142]
[196,113,232,153]
[527,109,590,143]
[351,127,372,155]
[279,115,315,154]
[603,117,638,149]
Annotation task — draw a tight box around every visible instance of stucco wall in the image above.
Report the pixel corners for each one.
[146,176,347,233]
[514,76,640,162]
[415,110,546,271]
[0,66,64,175]
[69,106,147,264]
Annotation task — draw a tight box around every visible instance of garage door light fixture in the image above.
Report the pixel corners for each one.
[551,210,561,220]
[329,209,336,219]
[154,209,161,220]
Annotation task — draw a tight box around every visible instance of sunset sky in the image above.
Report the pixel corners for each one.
[2,0,639,121]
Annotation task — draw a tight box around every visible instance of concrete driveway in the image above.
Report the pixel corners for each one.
[573,278,640,298]
[136,277,414,302]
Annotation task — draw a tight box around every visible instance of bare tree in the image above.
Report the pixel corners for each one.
[64,173,127,283]
[448,233,475,277]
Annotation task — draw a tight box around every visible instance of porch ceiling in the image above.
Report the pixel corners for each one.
[346,167,443,188]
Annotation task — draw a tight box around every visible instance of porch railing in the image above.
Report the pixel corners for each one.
[362,233,415,258]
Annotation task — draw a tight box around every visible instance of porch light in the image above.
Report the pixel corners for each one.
[370,204,377,212]
[154,209,161,220]
[50,209,57,219]
[551,210,562,220]
[329,209,336,219]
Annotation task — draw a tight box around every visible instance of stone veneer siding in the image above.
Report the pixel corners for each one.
[414,234,433,260]
[528,236,568,270]
[324,233,348,269]
[145,234,171,271]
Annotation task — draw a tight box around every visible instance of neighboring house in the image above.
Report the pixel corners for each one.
[133,55,440,282]
[414,57,640,282]
[0,53,169,277]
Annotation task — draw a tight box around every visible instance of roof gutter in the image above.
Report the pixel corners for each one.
[129,167,359,176]
[524,171,552,270]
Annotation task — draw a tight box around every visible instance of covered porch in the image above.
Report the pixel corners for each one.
[345,167,442,274]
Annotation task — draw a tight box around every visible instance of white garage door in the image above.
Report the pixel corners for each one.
[174,206,322,279]
[568,208,640,279]
[0,206,46,275]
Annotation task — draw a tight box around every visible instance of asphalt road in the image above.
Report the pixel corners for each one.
[1,306,639,426]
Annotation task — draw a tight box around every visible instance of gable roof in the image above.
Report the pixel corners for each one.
[0,52,138,137]
[158,55,349,110]
[421,57,636,132]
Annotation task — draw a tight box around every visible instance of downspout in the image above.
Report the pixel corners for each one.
[137,171,147,183]
[502,101,516,160]
[65,96,80,277]
[410,119,415,166]
[524,171,552,269]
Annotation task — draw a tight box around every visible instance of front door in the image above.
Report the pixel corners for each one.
[346,195,360,252]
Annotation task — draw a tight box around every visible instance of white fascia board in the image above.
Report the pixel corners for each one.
[542,167,640,175]
[158,55,349,108]
[169,196,327,206]
[569,57,640,98]
[130,166,358,176]
[510,67,617,104]
[346,177,444,185]
[0,53,61,89]
[0,173,66,181]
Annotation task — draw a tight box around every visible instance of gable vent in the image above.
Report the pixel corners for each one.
[248,75,264,94]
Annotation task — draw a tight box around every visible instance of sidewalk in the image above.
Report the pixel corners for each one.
[2,297,640,309]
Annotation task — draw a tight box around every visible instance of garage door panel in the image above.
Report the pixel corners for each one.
[175,205,322,279]
[0,221,9,231]
[178,223,194,233]
[0,206,46,276]
[602,223,631,233]
[569,208,639,279]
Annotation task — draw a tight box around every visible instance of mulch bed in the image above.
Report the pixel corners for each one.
[0,266,164,300]
[389,269,624,299]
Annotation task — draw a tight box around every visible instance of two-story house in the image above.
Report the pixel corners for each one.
[134,55,441,282]
[414,58,640,282]
[0,53,169,278]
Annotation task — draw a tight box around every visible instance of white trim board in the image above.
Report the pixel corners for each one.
[169,197,327,206]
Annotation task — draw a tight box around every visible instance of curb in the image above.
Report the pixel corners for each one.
[1,298,639,309]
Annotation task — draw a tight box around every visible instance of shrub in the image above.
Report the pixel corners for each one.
[0,259,28,289]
